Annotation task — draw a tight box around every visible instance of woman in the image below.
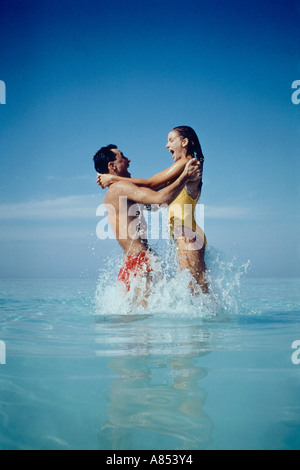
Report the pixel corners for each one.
[97,126,208,294]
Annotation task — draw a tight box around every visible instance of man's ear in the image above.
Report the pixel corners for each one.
[107,161,116,172]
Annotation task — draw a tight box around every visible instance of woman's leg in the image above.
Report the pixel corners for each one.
[176,236,209,294]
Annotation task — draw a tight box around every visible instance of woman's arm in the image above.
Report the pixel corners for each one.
[112,160,200,206]
[97,158,190,190]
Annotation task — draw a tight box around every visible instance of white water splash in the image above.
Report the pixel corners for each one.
[94,244,250,319]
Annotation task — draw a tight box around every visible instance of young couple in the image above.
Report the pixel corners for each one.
[93,126,208,305]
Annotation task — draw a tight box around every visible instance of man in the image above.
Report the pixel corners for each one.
[93,145,201,303]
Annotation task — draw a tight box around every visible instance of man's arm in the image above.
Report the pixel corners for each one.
[130,158,189,190]
[111,160,200,206]
[98,158,189,190]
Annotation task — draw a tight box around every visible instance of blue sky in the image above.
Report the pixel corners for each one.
[0,0,299,278]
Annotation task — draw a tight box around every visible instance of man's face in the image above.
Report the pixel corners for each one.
[110,149,131,177]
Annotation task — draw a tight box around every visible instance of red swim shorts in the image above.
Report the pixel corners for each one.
[118,252,154,292]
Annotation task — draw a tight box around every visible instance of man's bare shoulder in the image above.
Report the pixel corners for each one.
[109,180,137,194]
[105,180,137,202]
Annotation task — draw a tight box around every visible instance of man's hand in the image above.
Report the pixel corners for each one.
[96,174,116,189]
[183,159,201,182]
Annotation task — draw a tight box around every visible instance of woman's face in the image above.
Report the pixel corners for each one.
[166,130,187,162]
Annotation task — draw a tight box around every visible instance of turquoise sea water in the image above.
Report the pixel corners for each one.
[0,265,300,450]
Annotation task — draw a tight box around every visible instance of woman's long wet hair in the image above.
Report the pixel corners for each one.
[173,126,204,190]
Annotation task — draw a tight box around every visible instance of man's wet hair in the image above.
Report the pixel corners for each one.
[93,144,117,174]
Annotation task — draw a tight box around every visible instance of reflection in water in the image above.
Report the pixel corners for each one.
[96,317,214,450]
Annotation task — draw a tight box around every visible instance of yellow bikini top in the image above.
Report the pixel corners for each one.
[168,188,206,245]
